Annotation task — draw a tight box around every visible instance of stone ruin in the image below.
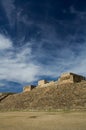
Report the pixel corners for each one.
[23,85,36,92]
[23,72,86,92]
[57,72,86,84]
[37,80,56,88]
[38,80,49,87]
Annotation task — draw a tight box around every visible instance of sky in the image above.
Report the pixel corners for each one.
[0,0,86,92]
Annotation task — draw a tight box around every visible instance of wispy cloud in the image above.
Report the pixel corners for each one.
[0,25,86,84]
[0,1,86,86]
[0,34,12,50]
[1,0,16,27]
[0,34,41,83]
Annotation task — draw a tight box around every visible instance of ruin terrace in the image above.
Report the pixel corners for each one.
[23,72,86,92]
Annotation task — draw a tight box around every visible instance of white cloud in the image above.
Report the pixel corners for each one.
[0,6,86,84]
[0,35,41,83]
[0,83,5,87]
[1,1,86,86]
[0,34,12,50]
[0,33,86,84]
[0,62,40,83]
[32,36,86,79]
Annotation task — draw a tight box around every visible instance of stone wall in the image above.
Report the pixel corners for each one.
[37,80,57,88]
[23,72,86,91]
[23,85,36,92]
[38,80,49,87]
[57,72,86,84]
[73,74,86,82]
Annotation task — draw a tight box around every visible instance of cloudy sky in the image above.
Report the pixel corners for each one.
[0,0,86,92]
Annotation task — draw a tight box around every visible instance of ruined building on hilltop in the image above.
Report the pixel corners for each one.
[23,85,36,92]
[38,80,49,86]
[38,80,49,87]
[23,72,86,92]
[57,72,86,84]
[37,80,56,88]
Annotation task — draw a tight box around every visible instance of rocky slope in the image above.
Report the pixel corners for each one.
[0,81,86,111]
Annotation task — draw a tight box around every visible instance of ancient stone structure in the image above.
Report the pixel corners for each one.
[37,80,57,88]
[38,80,49,86]
[23,85,36,92]
[57,72,86,84]
[48,81,55,85]
[23,72,86,91]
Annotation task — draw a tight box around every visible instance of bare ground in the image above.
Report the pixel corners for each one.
[0,111,86,130]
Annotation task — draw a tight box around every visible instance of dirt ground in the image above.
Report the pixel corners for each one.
[0,111,86,130]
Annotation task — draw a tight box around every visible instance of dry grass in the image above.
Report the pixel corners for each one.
[0,111,86,130]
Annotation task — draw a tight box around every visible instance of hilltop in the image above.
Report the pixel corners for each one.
[0,81,86,111]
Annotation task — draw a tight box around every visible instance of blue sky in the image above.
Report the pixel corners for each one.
[0,0,86,92]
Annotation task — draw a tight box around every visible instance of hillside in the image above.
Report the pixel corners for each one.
[0,81,86,111]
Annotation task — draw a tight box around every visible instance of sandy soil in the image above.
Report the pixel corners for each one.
[0,111,86,130]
